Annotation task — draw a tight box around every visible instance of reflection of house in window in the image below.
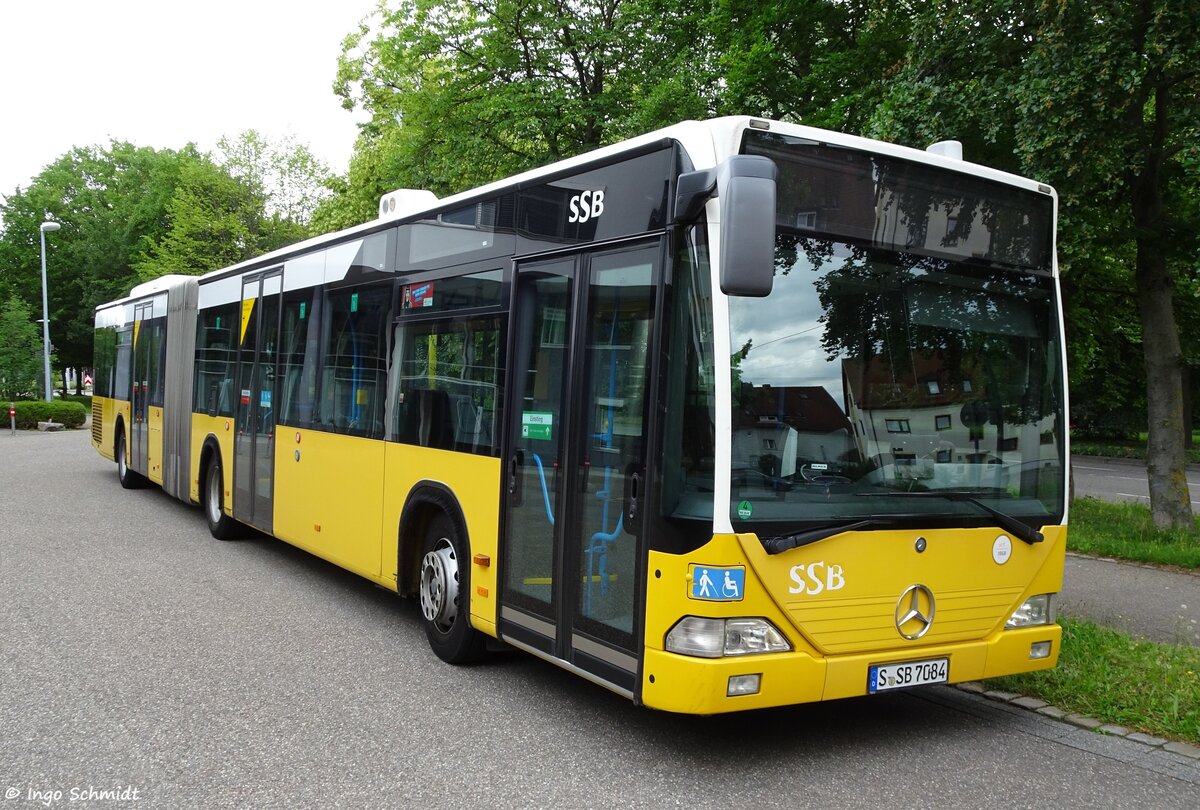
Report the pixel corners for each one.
[885,418,911,433]
[935,414,951,431]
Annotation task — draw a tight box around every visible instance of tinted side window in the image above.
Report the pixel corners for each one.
[390,315,504,456]
[115,328,132,403]
[93,326,117,399]
[317,285,391,438]
[277,289,321,429]
[194,304,239,415]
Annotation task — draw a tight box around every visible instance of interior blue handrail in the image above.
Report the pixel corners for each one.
[531,452,555,526]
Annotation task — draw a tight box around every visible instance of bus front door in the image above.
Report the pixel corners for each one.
[501,241,661,697]
[233,271,281,533]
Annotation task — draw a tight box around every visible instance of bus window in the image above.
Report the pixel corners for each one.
[278,288,322,428]
[390,314,504,456]
[317,285,391,438]
[194,304,238,416]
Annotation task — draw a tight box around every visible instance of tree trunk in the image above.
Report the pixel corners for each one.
[1133,237,1194,530]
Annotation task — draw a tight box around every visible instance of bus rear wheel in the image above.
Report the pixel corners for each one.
[419,513,486,664]
[203,456,239,540]
[115,429,146,489]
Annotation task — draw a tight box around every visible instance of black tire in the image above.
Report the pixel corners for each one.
[115,429,146,489]
[419,513,486,664]
[203,455,240,540]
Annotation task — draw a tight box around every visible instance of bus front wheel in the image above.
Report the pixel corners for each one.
[419,513,486,664]
[203,456,239,541]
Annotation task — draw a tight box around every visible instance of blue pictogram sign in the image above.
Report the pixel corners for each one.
[689,565,745,601]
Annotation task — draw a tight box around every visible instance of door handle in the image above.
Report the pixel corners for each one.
[508,451,524,505]
[625,467,642,524]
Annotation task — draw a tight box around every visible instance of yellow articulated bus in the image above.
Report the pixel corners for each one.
[92,117,1067,714]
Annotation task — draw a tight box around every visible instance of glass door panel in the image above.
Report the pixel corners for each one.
[233,272,280,531]
[503,264,574,633]
[569,250,657,648]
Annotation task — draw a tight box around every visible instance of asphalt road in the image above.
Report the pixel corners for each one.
[2,431,1198,808]
[1071,455,1200,509]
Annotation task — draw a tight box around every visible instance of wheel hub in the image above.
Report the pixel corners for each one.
[420,540,459,633]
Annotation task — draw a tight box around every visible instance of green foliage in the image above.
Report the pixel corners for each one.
[321,0,722,224]
[136,155,285,279]
[988,618,1200,744]
[216,131,332,223]
[0,133,328,395]
[9,400,87,429]
[1068,497,1200,566]
[137,132,330,280]
[0,295,44,400]
[320,1,918,228]
[869,0,1199,527]
[0,142,194,374]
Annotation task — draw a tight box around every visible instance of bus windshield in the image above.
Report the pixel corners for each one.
[728,239,1065,533]
[727,137,1064,536]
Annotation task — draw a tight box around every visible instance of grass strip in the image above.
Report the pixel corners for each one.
[987,617,1200,744]
[1068,497,1200,569]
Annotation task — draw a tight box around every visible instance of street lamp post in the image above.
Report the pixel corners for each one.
[39,221,60,402]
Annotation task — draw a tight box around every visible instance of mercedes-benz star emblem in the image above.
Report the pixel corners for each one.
[895,584,936,640]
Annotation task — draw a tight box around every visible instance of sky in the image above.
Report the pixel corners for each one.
[0,0,381,204]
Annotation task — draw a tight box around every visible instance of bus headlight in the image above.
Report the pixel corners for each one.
[1006,594,1056,628]
[665,617,791,658]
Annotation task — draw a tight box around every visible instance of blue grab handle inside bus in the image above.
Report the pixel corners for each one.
[531,453,554,526]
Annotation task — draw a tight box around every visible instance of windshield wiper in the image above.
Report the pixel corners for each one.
[858,490,1044,545]
[762,516,926,554]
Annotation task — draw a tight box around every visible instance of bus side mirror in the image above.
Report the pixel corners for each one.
[674,155,777,298]
[718,155,777,297]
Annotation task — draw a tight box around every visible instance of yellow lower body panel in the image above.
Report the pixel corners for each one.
[642,625,1060,714]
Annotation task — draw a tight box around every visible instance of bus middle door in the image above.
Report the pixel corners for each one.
[233,271,281,533]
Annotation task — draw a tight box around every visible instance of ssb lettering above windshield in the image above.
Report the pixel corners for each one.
[789,561,846,595]
[568,190,605,223]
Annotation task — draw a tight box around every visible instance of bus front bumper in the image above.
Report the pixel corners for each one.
[639,624,1061,714]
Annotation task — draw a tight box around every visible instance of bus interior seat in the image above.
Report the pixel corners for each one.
[399,388,455,450]
[450,394,484,451]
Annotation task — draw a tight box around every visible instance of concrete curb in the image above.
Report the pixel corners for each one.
[956,681,1200,759]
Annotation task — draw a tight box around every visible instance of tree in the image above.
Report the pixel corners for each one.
[216,130,332,225]
[136,155,290,279]
[0,295,47,401]
[869,0,1199,529]
[323,0,705,224]
[700,0,913,132]
[137,133,330,279]
[0,142,195,389]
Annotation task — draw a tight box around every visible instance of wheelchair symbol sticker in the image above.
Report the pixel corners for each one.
[688,565,745,601]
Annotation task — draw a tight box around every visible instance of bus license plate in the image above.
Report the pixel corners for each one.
[868,658,949,693]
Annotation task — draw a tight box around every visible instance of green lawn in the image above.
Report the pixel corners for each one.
[987,618,1200,744]
[1068,498,1200,568]
[983,477,1200,743]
